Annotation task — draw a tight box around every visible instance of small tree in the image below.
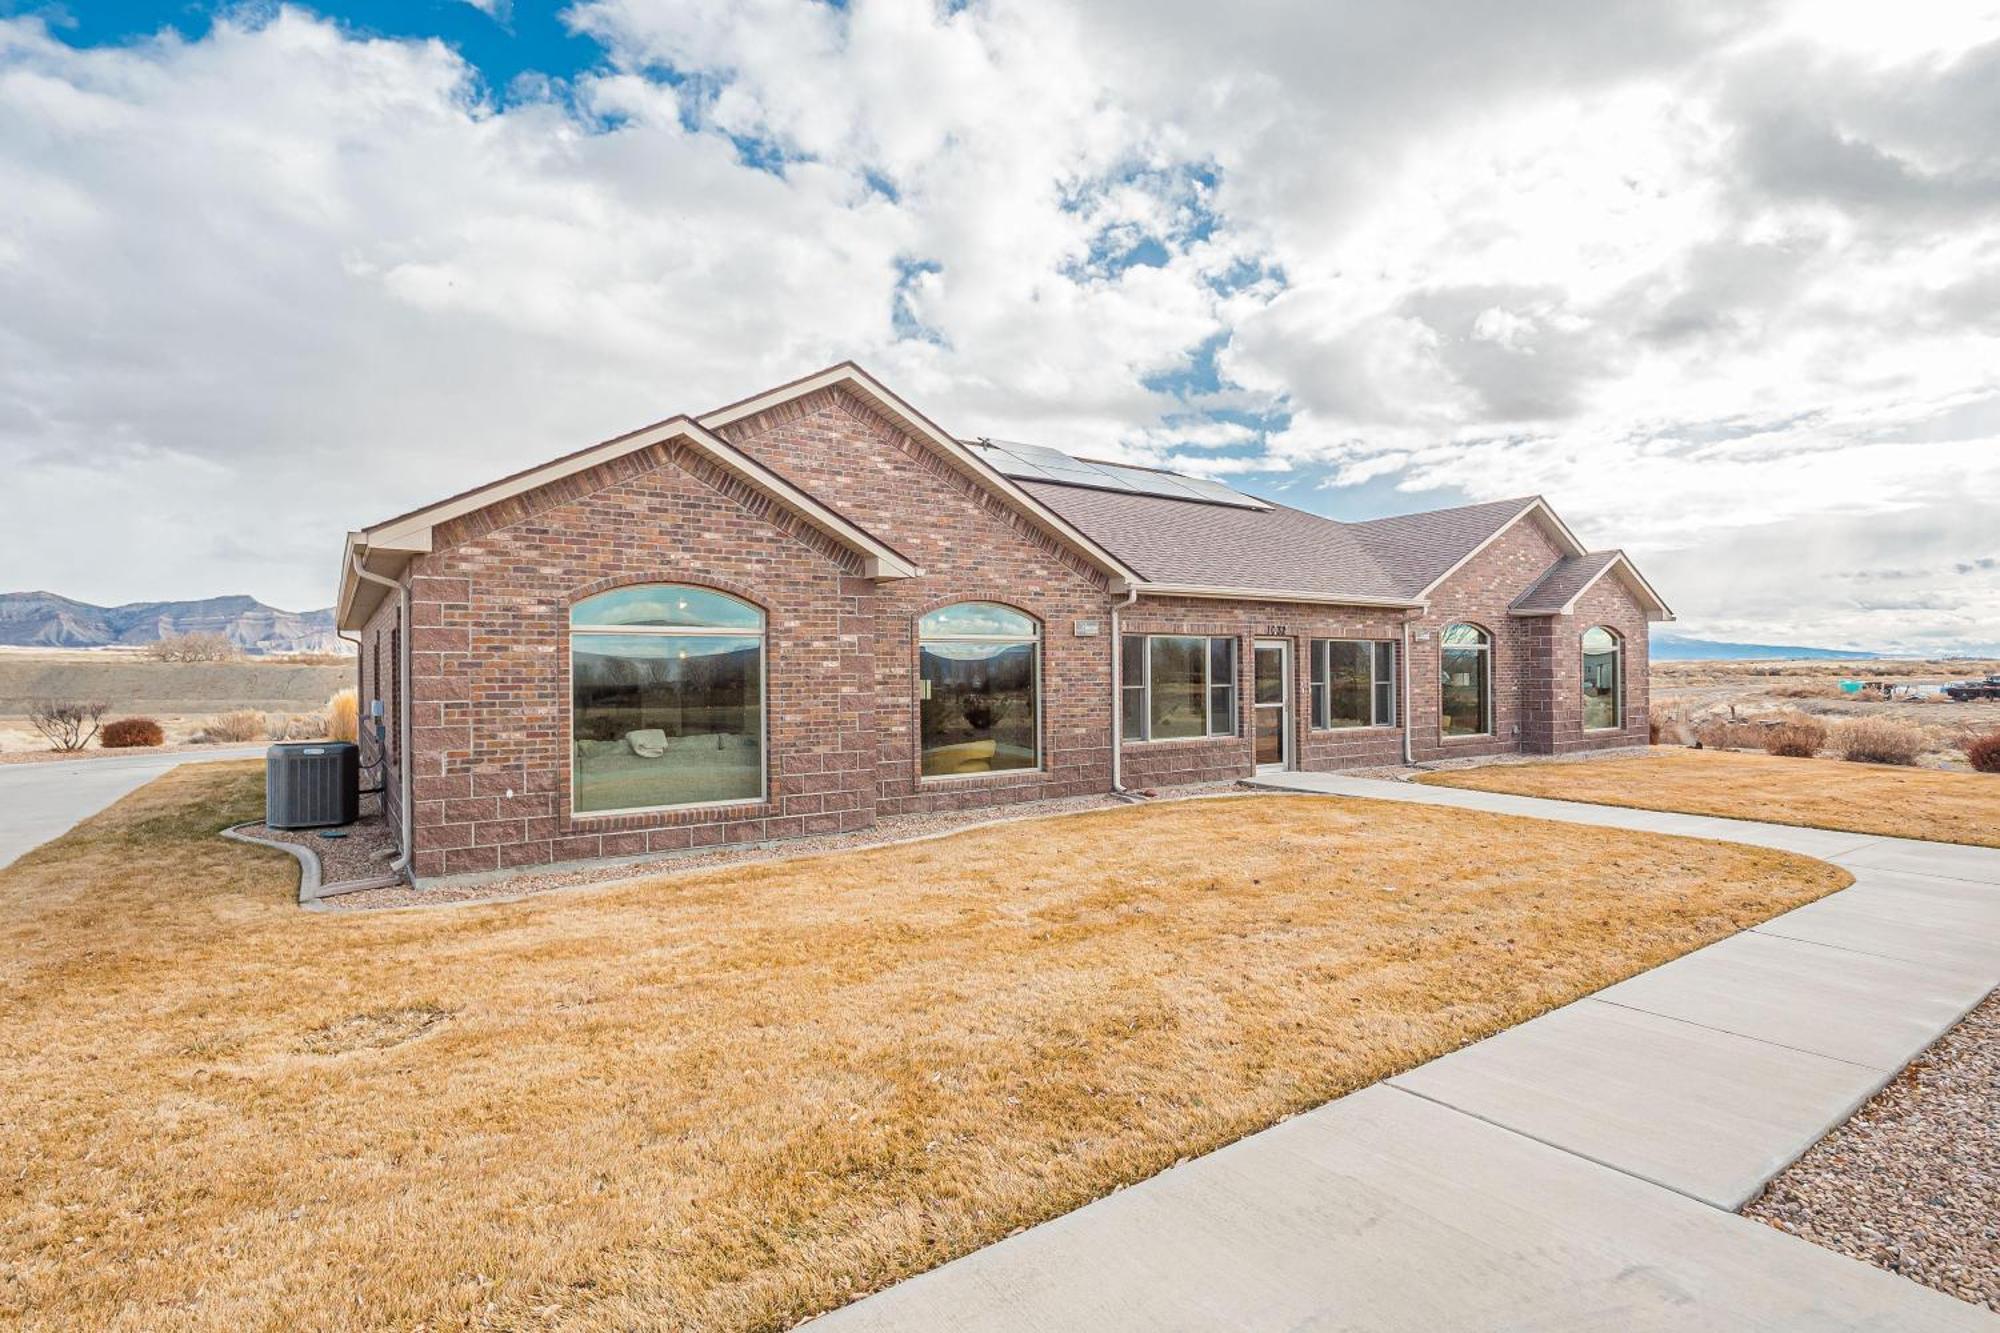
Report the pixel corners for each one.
[142,632,239,663]
[29,698,108,752]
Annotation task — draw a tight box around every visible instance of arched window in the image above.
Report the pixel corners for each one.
[918,602,1040,777]
[1582,626,1623,731]
[569,585,765,814]
[1440,623,1491,737]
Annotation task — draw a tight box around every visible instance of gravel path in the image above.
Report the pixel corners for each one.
[324,783,1247,911]
[1745,988,1998,1312]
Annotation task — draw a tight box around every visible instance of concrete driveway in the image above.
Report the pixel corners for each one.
[0,747,265,870]
[813,773,2000,1331]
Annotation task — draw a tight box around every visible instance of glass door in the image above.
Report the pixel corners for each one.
[1253,639,1290,770]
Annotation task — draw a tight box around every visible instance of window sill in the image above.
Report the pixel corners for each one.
[1122,733,1240,747]
[570,796,768,820]
[918,768,1045,784]
[1309,723,1398,734]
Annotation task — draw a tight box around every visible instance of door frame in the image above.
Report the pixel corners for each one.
[1253,638,1292,772]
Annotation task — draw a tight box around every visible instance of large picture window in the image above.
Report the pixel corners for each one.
[1582,625,1623,731]
[1439,622,1492,737]
[570,585,765,815]
[1310,640,1396,729]
[1120,634,1237,741]
[920,603,1040,777]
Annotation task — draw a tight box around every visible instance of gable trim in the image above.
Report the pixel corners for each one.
[1414,497,1587,600]
[338,416,920,630]
[1511,550,1675,621]
[699,362,1144,588]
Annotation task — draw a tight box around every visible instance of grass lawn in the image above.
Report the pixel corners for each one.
[1418,748,2000,849]
[1,763,1847,1331]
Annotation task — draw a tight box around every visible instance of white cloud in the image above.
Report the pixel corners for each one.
[0,0,1995,653]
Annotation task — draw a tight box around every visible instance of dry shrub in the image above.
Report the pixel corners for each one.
[196,710,266,744]
[100,717,165,749]
[28,698,107,751]
[1830,716,1925,766]
[1966,730,2000,774]
[1693,718,1766,751]
[327,688,358,743]
[141,632,238,662]
[1650,698,1693,746]
[1761,714,1827,758]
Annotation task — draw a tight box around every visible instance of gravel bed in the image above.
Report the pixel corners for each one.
[325,782,1247,911]
[1745,988,1998,1312]
[243,810,402,888]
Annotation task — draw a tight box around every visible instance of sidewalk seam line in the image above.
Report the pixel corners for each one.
[1584,997,1892,1073]
[1380,1083,1736,1211]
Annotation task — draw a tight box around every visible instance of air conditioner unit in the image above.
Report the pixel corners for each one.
[266,741,359,830]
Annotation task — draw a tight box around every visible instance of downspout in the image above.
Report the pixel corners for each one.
[1109,582,1140,792]
[1401,615,1415,766]
[349,550,413,875]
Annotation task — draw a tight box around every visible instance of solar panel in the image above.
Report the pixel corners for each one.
[970,439,1271,510]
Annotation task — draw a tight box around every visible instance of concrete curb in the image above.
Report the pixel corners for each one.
[221,822,319,905]
[219,823,405,909]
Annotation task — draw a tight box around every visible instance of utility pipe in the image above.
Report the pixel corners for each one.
[1108,582,1141,792]
[349,551,413,875]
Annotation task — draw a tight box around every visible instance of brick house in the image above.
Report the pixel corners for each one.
[336,364,1672,883]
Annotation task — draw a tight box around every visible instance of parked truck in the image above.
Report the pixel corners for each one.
[1943,673,2000,701]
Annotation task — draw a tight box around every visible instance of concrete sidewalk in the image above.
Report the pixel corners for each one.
[0,747,266,870]
[812,773,1998,1330]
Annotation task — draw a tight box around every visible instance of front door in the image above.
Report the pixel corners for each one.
[1253,639,1290,771]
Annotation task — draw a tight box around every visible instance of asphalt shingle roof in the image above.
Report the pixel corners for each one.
[1019,483,1542,603]
[1510,550,1623,613]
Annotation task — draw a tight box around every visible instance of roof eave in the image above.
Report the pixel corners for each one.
[1137,582,1426,610]
[1413,497,1586,601]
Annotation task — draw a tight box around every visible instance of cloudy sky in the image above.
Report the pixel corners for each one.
[3,0,1998,652]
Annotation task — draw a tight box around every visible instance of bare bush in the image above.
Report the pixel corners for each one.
[326,688,358,743]
[28,698,108,752]
[1762,714,1828,758]
[142,632,239,663]
[195,710,266,744]
[1830,716,1926,766]
[101,717,165,749]
[1693,718,1767,751]
[1966,730,2000,774]
[265,712,329,741]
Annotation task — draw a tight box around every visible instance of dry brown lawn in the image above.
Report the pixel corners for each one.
[1420,748,2000,849]
[0,763,1848,1331]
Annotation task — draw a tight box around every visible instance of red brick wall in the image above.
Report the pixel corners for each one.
[356,594,403,846]
[715,388,1118,815]
[1406,516,1567,763]
[1118,597,1411,787]
[397,441,878,880]
[1541,574,1653,754]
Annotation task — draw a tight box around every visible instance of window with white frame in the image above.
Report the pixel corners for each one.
[1310,640,1396,728]
[919,603,1041,777]
[1121,634,1237,741]
[570,584,765,815]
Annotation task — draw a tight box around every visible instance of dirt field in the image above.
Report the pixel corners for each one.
[0,649,351,755]
[1652,658,2000,770]
[0,764,1845,1331]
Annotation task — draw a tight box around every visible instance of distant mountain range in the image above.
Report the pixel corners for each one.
[1652,633,1877,662]
[0,592,346,655]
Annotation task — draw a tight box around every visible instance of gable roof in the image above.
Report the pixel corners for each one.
[337,414,920,630]
[697,363,1144,586]
[1511,550,1674,619]
[337,362,1669,629]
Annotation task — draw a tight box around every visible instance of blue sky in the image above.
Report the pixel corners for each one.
[2,0,1997,651]
[15,0,609,86]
